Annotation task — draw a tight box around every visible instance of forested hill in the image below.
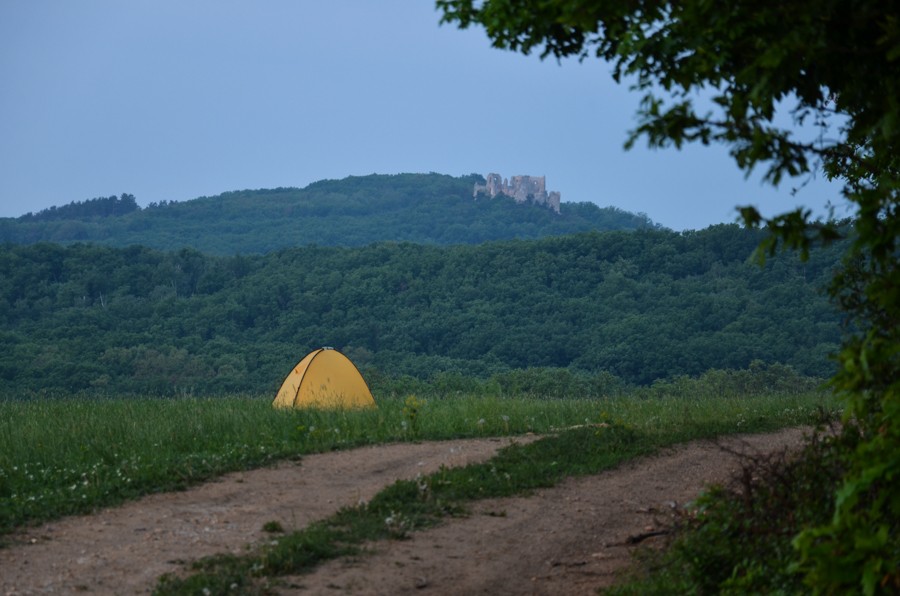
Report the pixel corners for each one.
[0,225,843,396]
[0,174,657,254]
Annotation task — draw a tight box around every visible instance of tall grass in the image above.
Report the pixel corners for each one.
[0,385,837,537]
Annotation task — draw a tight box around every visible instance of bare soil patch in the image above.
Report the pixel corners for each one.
[0,428,810,595]
[1,437,530,595]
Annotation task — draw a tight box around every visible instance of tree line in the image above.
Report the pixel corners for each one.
[0,174,657,254]
[17,194,140,222]
[0,224,844,396]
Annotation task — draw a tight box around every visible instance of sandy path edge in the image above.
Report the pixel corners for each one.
[1,436,535,595]
[0,427,812,595]
[277,426,812,595]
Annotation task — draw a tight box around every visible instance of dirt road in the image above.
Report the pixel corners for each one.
[0,428,810,595]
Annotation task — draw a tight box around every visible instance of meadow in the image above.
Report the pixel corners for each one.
[0,372,837,541]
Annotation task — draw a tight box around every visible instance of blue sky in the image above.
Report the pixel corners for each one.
[0,1,846,230]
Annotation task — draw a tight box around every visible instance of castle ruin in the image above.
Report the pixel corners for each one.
[473,173,561,214]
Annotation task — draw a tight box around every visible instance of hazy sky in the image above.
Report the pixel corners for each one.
[1,1,846,230]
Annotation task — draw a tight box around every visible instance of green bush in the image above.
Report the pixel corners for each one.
[610,422,851,594]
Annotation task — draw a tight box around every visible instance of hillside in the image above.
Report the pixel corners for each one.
[0,226,843,396]
[0,173,657,254]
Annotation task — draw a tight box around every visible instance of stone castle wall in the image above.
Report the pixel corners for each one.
[473,173,561,214]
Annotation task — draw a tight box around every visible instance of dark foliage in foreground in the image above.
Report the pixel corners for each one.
[610,420,855,594]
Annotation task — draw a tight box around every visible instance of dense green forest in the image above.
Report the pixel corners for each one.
[0,174,656,254]
[0,225,843,396]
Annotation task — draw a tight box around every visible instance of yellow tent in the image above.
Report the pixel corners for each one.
[272,347,376,409]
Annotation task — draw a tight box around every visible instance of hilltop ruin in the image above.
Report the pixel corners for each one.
[473,173,561,214]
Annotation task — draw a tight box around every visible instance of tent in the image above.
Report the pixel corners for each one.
[272,347,376,409]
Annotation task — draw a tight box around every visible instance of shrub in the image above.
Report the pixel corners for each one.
[612,422,851,594]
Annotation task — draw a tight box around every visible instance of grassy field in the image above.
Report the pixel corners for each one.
[0,384,837,539]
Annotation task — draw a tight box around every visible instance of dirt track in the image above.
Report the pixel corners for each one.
[0,428,810,595]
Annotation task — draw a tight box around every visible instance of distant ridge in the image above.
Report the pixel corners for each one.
[0,173,658,254]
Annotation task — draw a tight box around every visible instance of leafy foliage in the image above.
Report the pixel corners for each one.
[0,174,656,254]
[611,425,850,595]
[0,227,842,395]
[437,1,900,591]
[17,194,139,222]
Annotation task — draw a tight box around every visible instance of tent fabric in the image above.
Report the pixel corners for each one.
[272,347,376,409]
